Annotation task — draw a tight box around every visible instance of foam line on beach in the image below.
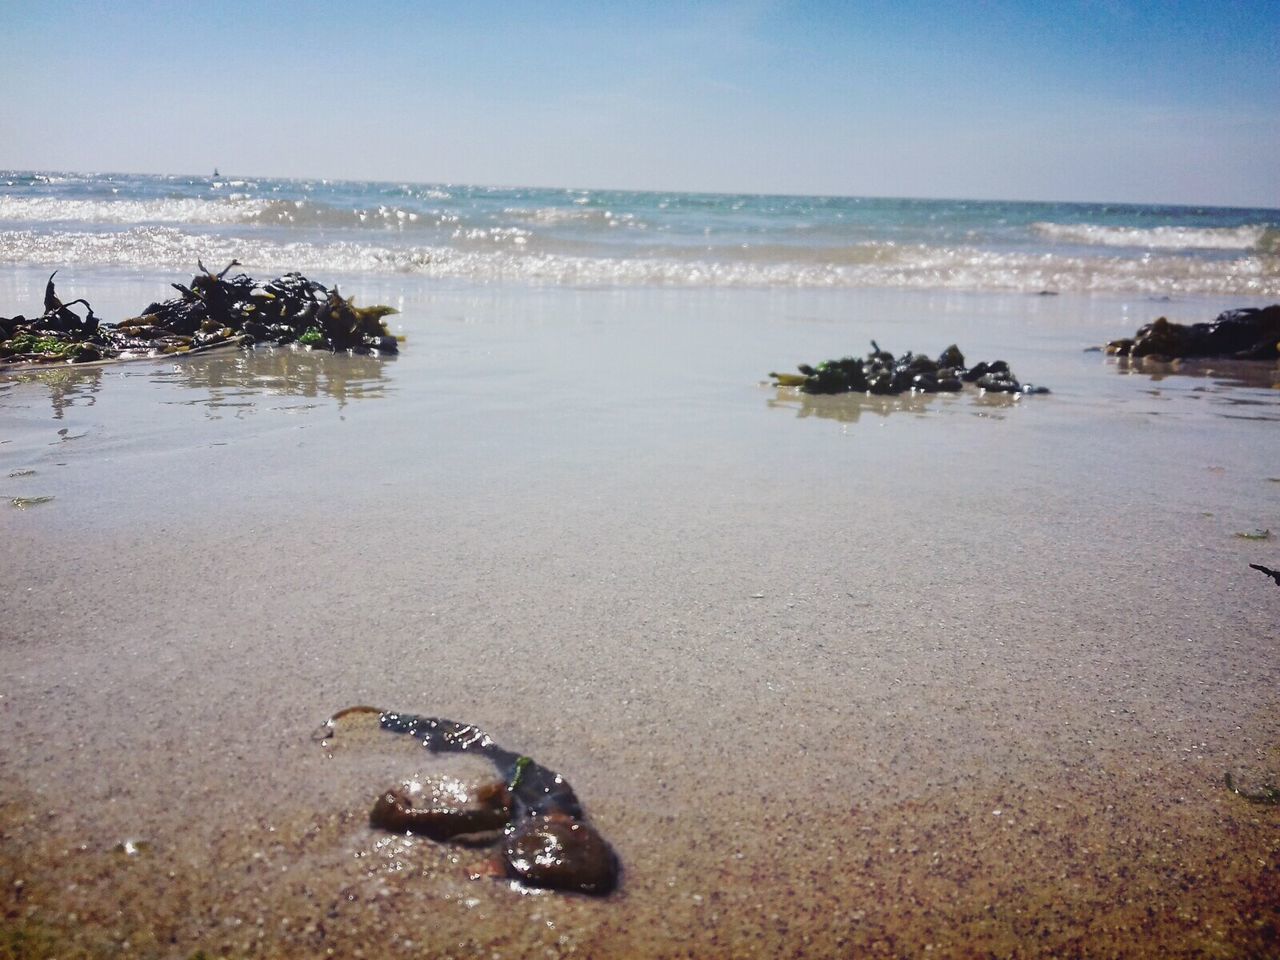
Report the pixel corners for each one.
[1,226,1276,296]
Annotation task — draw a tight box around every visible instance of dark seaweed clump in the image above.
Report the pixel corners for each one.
[1105,305,1280,360]
[770,341,1048,396]
[0,261,399,366]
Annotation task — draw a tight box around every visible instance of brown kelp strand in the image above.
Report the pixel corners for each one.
[770,341,1049,396]
[325,708,619,895]
[1105,304,1280,360]
[0,261,399,366]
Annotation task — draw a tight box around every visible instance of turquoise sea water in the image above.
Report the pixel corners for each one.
[1,171,1277,295]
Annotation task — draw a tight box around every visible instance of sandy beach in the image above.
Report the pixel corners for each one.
[2,266,1278,958]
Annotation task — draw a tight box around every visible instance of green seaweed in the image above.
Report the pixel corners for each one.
[12,334,62,353]
[508,755,532,791]
[1234,529,1272,541]
[9,495,53,510]
[298,326,325,346]
[2,333,99,360]
[1,332,98,363]
[1225,770,1280,805]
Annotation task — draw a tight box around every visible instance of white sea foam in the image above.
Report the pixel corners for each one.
[0,195,268,226]
[1,226,1276,296]
[1032,221,1274,251]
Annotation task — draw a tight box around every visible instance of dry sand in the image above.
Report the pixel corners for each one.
[2,272,1278,958]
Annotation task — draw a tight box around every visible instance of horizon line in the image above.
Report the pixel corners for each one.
[6,167,1278,216]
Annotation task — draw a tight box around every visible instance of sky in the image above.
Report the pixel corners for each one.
[2,0,1278,207]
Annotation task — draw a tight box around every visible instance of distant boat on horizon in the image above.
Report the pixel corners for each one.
[212,168,220,179]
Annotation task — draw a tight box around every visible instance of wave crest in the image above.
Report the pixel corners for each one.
[0,195,268,226]
[1032,221,1276,251]
[1,226,1276,296]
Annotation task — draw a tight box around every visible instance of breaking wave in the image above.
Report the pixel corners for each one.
[1,226,1276,296]
[0,195,269,226]
[1032,221,1277,252]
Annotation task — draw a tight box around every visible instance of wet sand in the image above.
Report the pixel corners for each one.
[2,270,1278,958]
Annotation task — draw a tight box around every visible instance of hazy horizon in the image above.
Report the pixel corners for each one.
[10,166,1280,214]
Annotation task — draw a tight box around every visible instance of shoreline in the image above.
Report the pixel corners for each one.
[4,173,1277,298]
[3,280,1278,957]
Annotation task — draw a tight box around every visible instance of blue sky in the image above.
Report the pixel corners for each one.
[2,0,1277,205]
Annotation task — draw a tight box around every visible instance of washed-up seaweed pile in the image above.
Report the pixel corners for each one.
[0,261,399,366]
[1106,304,1280,360]
[770,342,1049,395]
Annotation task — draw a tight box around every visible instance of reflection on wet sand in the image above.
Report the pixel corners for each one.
[767,386,1020,424]
[0,364,104,420]
[1112,355,1280,389]
[0,345,394,419]
[150,345,394,410]
[1110,356,1280,421]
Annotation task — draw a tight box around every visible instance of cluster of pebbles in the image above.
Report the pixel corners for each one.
[0,260,399,365]
[771,342,1049,395]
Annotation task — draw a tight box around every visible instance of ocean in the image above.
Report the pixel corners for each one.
[1,170,1277,296]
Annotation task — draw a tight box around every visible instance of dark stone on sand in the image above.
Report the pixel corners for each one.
[504,815,618,895]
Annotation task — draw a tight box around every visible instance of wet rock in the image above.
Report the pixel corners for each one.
[370,776,512,842]
[503,814,617,895]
